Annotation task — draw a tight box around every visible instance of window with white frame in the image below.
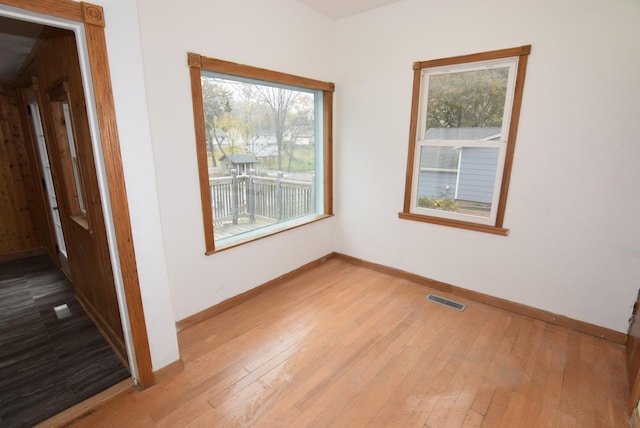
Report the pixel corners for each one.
[188,53,334,253]
[401,46,530,235]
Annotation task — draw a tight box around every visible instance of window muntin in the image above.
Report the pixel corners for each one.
[402,46,530,235]
[189,54,334,253]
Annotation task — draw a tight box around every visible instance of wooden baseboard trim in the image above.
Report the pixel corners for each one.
[333,252,627,345]
[34,378,134,428]
[0,247,46,264]
[176,251,626,345]
[153,358,185,384]
[176,253,335,332]
[75,291,129,367]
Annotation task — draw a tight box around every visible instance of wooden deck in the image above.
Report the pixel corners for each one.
[65,258,631,427]
[214,218,275,240]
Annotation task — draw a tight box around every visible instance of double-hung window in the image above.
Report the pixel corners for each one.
[188,53,334,253]
[401,46,530,235]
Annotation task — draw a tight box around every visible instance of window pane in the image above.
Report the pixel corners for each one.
[200,74,320,244]
[62,102,85,213]
[417,145,499,218]
[424,67,510,139]
[420,146,460,170]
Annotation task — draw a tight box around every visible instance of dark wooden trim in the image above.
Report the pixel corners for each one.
[188,54,215,254]
[0,0,82,21]
[398,212,509,236]
[414,45,531,70]
[176,253,335,332]
[402,67,422,214]
[401,45,531,234]
[2,0,155,391]
[324,90,334,215]
[153,359,185,384]
[81,4,155,389]
[81,2,105,27]
[496,51,529,227]
[333,252,627,345]
[189,52,335,254]
[0,247,46,263]
[176,249,627,346]
[198,55,335,92]
[75,289,128,367]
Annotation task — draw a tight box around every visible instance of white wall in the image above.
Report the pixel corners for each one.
[96,1,179,370]
[334,0,640,332]
[95,0,639,371]
[136,0,336,322]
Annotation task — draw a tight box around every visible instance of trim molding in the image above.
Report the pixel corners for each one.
[176,251,626,346]
[0,0,155,389]
[333,252,627,345]
[76,290,128,367]
[175,253,335,332]
[0,248,46,263]
[35,378,133,428]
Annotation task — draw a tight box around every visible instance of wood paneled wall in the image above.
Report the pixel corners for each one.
[0,88,43,259]
[33,30,125,359]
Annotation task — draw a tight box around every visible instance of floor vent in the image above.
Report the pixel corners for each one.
[425,294,466,311]
[54,303,72,320]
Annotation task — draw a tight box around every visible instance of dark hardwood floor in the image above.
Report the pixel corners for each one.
[0,255,130,428]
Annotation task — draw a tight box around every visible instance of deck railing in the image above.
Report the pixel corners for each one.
[210,170,315,225]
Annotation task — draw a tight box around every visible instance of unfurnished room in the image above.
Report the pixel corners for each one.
[0,0,639,426]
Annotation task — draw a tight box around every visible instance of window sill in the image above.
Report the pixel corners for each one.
[207,213,334,254]
[398,211,509,236]
[70,214,90,232]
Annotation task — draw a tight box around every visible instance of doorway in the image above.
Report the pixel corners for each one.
[27,97,70,275]
[0,12,133,426]
[0,0,154,403]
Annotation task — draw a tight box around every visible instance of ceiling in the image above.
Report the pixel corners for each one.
[0,16,42,84]
[0,0,404,84]
[296,0,405,19]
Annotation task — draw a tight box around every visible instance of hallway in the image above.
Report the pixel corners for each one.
[0,255,130,427]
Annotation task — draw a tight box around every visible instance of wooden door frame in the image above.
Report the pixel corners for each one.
[0,0,154,389]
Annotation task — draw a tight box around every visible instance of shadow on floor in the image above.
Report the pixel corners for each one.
[0,255,130,428]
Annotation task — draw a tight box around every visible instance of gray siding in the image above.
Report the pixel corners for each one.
[417,147,499,204]
[456,147,499,204]
[418,171,457,200]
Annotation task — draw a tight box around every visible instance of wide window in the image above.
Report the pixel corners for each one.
[188,53,334,253]
[401,46,530,235]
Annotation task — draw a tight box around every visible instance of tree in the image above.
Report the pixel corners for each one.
[215,113,252,154]
[426,67,509,129]
[201,79,232,165]
[255,86,300,171]
[283,95,314,172]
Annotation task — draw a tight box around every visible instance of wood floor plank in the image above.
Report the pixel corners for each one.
[66,259,632,428]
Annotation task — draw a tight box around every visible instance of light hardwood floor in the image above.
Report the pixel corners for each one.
[67,259,630,427]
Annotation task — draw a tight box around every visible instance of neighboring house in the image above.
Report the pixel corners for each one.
[219,153,260,175]
[248,136,279,162]
[418,127,501,204]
